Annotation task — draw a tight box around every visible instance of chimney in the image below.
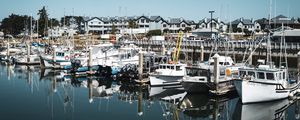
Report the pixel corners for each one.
[205,18,207,23]
[240,17,243,22]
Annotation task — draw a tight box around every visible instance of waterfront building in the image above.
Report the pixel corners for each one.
[198,18,227,32]
[231,18,255,32]
[48,26,77,38]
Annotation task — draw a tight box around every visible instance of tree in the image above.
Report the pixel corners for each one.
[236,28,242,33]
[128,20,138,28]
[111,24,117,34]
[146,29,162,37]
[163,28,169,33]
[0,14,33,36]
[60,16,84,30]
[49,18,59,27]
[37,6,49,37]
[183,27,192,33]
[243,28,252,36]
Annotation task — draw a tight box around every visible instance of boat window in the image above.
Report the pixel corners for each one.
[258,72,265,79]
[266,73,274,80]
[219,62,224,65]
[283,72,286,79]
[210,62,214,65]
[224,62,230,65]
[162,65,166,69]
[170,66,174,70]
[239,71,246,77]
[176,66,181,71]
[248,71,256,78]
[279,73,282,80]
[166,66,170,69]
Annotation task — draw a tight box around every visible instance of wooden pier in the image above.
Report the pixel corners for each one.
[135,40,300,58]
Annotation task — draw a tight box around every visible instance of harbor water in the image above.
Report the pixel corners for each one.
[0,62,300,120]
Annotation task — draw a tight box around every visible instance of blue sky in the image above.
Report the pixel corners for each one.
[0,0,299,22]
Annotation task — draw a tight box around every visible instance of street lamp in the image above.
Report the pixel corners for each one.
[209,11,215,39]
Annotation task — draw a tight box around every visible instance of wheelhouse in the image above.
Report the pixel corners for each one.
[238,68,287,83]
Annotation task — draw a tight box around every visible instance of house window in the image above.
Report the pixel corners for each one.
[163,24,167,27]
[177,25,180,27]
[91,22,93,24]
[141,19,145,23]
[98,22,101,24]
[146,20,149,23]
[182,24,186,27]
[145,25,149,27]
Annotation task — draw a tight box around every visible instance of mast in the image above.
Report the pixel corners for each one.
[267,0,272,65]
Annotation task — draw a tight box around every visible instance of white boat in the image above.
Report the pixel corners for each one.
[233,98,290,120]
[149,63,186,86]
[234,65,300,104]
[13,54,40,65]
[40,48,72,69]
[182,55,241,93]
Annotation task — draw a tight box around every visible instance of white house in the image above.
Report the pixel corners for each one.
[48,26,77,38]
[231,18,255,31]
[198,18,227,32]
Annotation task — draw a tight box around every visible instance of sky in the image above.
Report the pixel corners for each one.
[0,0,299,22]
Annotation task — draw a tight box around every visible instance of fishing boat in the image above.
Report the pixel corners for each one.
[39,46,73,69]
[233,64,300,104]
[181,55,241,94]
[149,63,186,86]
[234,26,300,103]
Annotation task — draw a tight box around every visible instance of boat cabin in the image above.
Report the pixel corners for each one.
[158,64,185,71]
[186,67,211,77]
[238,67,287,83]
[208,54,234,66]
[185,67,211,82]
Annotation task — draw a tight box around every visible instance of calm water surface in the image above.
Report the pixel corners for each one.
[0,63,299,120]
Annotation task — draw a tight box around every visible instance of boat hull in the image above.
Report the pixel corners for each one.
[149,75,183,87]
[181,81,210,93]
[234,80,291,104]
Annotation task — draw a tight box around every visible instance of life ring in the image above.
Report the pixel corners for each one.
[65,55,70,60]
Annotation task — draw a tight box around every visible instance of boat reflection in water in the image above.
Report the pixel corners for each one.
[178,93,238,120]
[2,62,300,120]
[233,97,300,120]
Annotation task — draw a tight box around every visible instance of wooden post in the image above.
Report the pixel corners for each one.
[88,79,93,103]
[52,46,56,66]
[162,45,166,56]
[249,48,252,65]
[52,74,57,93]
[138,52,144,80]
[88,47,93,71]
[213,56,219,92]
[200,46,204,62]
[298,51,300,73]
[6,43,9,58]
[27,44,30,63]
[137,86,143,116]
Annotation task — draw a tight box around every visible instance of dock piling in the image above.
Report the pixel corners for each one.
[298,51,300,73]
[52,46,56,66]
[213,55,219,92]
[27,44,30,63]
[200,46,204,62]
[138,52,144,80]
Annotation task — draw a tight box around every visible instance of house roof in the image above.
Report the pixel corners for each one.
[231,18,253,25]
[169,18,181,24]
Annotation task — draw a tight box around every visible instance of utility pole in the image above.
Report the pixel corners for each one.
[209,11,215,39]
